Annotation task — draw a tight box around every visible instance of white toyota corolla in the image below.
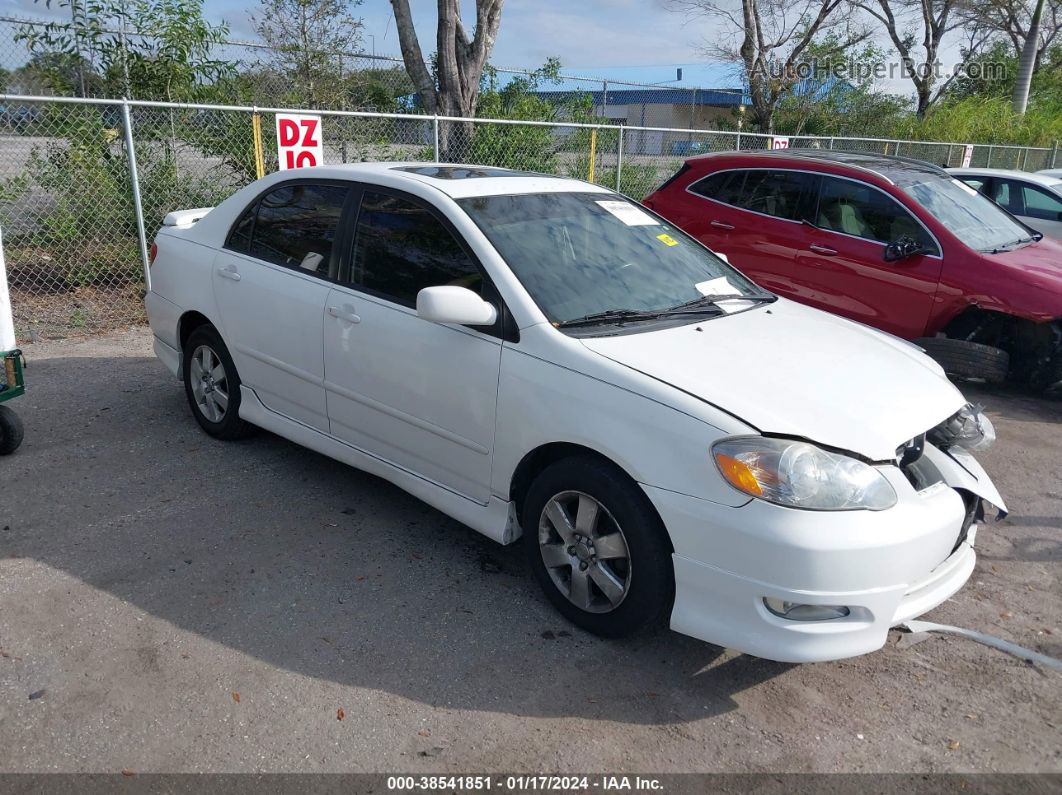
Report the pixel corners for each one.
[145,163,1006,663]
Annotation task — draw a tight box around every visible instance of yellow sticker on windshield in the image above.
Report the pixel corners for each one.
[656,233,679,247]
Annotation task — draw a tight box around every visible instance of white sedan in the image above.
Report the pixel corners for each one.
[949,167,1062,240]
[145,163,1005,663]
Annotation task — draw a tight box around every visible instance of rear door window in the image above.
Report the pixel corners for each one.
[225,183,349,279]
[738,170,816,221]
[991,180,1023,215]
[690,169,815,222]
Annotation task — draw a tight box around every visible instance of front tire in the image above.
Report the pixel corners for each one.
[182,325,253,440]
[522,456,674,638]
[0,405,24,455]
[915,337,1010,384]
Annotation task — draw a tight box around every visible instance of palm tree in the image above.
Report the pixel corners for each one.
[1013,0,1046,114]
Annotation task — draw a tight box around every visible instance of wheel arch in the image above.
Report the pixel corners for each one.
[177,310,217,355]
[941,305,1061,381]
[508,441,673,552]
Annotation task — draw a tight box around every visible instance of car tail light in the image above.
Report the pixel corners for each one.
[148,242,158,265]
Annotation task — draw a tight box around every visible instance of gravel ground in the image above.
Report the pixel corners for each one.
[0,327,1059,774]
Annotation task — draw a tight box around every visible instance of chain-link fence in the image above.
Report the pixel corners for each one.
[1,95,1058,342]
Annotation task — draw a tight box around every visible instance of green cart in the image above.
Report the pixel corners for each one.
[0,349,25,454]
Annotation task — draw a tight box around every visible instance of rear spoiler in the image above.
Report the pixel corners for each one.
[162,207,214,228]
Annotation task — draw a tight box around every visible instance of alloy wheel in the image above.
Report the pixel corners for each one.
[189,344,229,423]
[538,490,631,613]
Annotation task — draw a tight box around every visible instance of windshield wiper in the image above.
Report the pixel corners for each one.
[988,235,1038,253]
[664,292,776,314]
[556,308,666,328]
[557,292,776,328]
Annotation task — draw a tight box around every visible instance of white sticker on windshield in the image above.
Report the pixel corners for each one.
[595,200,659,226]
[695,276,739,297]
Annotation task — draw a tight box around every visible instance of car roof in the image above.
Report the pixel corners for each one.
[686,148,947,183]
[948,167,1062,187]
[280,162,611,199]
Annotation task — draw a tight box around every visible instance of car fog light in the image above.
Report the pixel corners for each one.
[763,598,851,621]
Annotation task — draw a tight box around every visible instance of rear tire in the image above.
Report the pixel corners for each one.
[182,325,254,440]
[0,405,24,455]
[522,455,674,638]
[914,337,1010,384]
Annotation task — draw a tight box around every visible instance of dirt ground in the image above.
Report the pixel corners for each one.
[0,327,1059,774]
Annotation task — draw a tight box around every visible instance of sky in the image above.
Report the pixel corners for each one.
[0,0,970,98]
[0,0,736,83]
[206,0,717,76]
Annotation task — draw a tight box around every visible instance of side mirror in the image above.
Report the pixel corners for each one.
[416,286,498,326]
[883,235,925,262]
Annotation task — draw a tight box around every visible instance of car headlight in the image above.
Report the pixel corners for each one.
[712,437,897,511]
[929,404,995,452]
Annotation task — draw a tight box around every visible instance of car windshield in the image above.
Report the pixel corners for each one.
[456,192,764,327]
[890,171,1032,251]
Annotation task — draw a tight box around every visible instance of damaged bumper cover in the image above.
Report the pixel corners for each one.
[646,426,1004,662]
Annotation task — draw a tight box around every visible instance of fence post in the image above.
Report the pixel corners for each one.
[121,100,151,293]
[433,116,440,162]
[251,108,266,178]
[1052,140,1059,168]
[828,137,835,150]
[615,125,624,193]
[987,144,993,167]
[588,128,597,183]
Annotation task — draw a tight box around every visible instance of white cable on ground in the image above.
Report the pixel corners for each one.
[901,619,1062,671]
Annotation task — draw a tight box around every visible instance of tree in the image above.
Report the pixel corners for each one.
[851,0,990,117]
[1013,0,1047,112]
[9,52,101,97]
[389,0,504,157]
[16,0,233,101]
[666,0,869,133]
[252,0,364,108]
[961,0,1062,66]
[774,35,910,135]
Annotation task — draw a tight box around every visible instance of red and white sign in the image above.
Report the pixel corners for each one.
[275,113,323,170]
[961,143,974,168]
[771,136,790,150]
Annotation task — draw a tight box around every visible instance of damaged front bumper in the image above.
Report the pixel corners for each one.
[646,438,1004,663]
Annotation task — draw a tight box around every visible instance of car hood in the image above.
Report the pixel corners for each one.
[580,298,966,461]
[990,236,1062,278]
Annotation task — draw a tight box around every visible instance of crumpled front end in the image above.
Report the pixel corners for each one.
[650,409,1005,663]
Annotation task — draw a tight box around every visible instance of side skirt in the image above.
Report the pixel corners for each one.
[238,386,520,545]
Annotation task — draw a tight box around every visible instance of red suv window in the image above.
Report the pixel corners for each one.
[690,169,817,222]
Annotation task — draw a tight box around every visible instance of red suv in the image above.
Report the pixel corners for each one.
[644,150,1062,391]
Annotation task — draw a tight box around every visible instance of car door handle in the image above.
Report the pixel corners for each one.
[217,264,241,281]
[328,306,361,324]
[809,244,837,255]
[710,220,734,230]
